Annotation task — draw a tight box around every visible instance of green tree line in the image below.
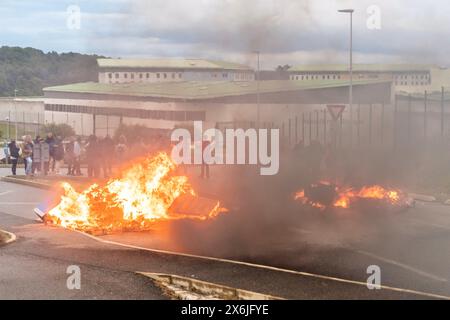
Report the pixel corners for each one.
[0,46,103,97]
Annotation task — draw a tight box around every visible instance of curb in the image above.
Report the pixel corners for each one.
[0,176,53,190]
[138,272,284,300]
[0,229,17,246]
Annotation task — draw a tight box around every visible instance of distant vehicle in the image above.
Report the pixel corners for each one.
[0,142,9,164]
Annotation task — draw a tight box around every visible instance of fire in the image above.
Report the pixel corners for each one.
[295,183,402,210]
[45,152,226,234]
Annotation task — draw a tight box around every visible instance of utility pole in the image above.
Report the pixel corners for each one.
[338,9,354,146]
[253,51,261,128]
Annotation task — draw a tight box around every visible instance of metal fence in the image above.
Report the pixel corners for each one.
[278,89,450,150]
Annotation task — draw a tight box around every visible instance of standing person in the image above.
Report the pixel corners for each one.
[32,135,41,175]
[200,137,211,179]
[65,136,75,175]
[8,140,20,176]
[115,135,128,165]
[52,136,65,175]
[85,135,100,178]
[45,132,55,174]
[100,135,114,178]
[22,135,34,176]
[73,137,82,176]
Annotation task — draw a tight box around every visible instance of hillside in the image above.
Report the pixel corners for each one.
[0,46,103,97]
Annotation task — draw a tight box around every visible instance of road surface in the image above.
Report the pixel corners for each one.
[1,180,450,299]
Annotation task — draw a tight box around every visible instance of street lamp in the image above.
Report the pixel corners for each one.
[338,9,354,145]
[253,50,261,128]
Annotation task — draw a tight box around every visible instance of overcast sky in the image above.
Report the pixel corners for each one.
[1,0,449,69]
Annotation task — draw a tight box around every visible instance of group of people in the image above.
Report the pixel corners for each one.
[5,131,214,179]
[6,133,81,176]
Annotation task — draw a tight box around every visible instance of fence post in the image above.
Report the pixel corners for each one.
[288,118,291,146]
[302,113,305,143]
[408,94,412,144]
[295,116,298,144]
[393,95,398,151]
[369,104,373,145]
[441,86,445,139]
[424,90,427,140]
[323,109,327,145]
[315,110,319,140]
[357,104,361,146]
[309,112,312,145]
[381,102,385,146]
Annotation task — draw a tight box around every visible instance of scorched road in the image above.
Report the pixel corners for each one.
[0,180,450,299]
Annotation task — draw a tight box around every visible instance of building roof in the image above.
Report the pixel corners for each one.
[288,64,436,73]
[43,79,392,101]
[97,58,253,71]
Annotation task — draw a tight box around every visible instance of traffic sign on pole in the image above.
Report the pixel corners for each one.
[327,105,346,121]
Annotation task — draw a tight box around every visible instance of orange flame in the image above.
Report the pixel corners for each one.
[295,183,402,209]
[45,152,226,233]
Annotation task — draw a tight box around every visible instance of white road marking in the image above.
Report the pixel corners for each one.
[349,248,448,283]
[71,228,450,300]
[0,191,13,197]
[408,218,450,231]
[296,227,448,283]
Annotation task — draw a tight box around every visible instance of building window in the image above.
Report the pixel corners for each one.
[139,74,143,79]
[164,73,167,79]
[108,73,112,79]
[157,73,160,79]
[146,73,150,78]
[124,73,128,79]
[131,73,134,79]
[179,73,182,79]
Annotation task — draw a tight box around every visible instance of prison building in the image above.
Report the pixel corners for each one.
[288,64,450,94]
[97,58,255,84]
[42,78,392,138]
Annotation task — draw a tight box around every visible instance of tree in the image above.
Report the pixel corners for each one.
[43,123,76,139]
[275,64,292,72]
[0,46,104,97]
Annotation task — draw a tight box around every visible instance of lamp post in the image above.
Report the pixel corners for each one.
[253,50,261,128]
[338,9,354,146]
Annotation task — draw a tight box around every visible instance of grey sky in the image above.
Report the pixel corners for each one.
[1,0,449,69]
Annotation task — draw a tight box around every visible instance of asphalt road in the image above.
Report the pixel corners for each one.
[1,180,450,299]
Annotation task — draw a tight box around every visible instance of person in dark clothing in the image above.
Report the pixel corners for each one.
[200,139,211,179]
[85,135,100,178]
[52,136,65,175]
[45,132,56,174]
[65,136,75,175]
[8,140,20,175]
[100,135,114,178]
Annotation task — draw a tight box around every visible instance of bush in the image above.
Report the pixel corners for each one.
[43,123,75,139]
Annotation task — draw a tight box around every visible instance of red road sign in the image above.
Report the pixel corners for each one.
[327,105,346,121]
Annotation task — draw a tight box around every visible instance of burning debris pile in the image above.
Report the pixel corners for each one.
[45,153,226,234]
[295,181,404,210]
